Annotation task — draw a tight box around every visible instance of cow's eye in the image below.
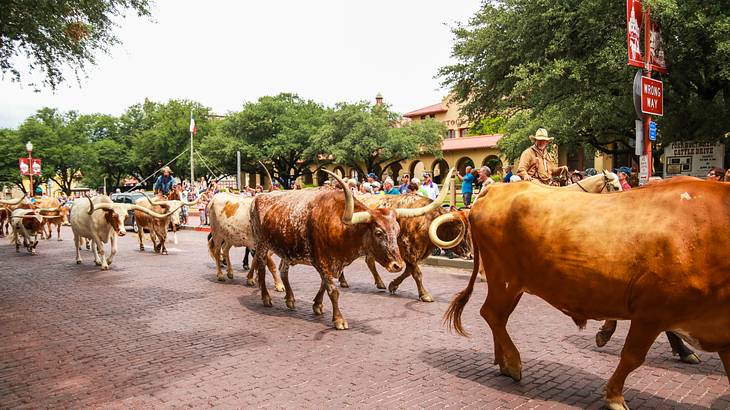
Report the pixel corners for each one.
[375,229,384,237]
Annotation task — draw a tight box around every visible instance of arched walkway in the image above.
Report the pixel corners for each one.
[302,169,314,186]
[316,168,328,186]
[431,159,449,185]
[456,156,475,176]
[382,163,402,181]
[409,160,425,180]
[333,166,346,178]
[482,155,503,174]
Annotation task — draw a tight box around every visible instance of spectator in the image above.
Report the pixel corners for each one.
[367,173,377,184]
[382,179,400,195]
[707,167,725,181]
[618,171,632,191]
[398,174,411,194]
[509,175,522,183]
[421,172,439,200]
[359,182,373,196]
[371,181,381,194]
[570,170,583,185]
[503,165,513,183]
[477,166,493,189]
[585,168,597,177]
[724,169,730,182]
[406,182,419,193]
[456,166,475,207]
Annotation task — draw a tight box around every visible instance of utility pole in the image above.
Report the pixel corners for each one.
[190,109,195,187]
[236,151,242,191]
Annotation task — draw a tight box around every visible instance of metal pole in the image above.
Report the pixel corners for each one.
[190,109,195,188]
[236,151,241,191]
[103,176,107,196]
[643,6,653,178]
[28,151,33,197]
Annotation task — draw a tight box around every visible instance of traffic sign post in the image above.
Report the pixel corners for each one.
[649,121,657,141]
[641,76,663,116]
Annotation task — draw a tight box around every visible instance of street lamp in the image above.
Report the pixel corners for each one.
[25,141,34,196]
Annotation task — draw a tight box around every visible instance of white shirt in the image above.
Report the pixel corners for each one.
[422,180,439,200]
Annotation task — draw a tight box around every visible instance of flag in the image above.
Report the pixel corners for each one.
[189,113,196,135]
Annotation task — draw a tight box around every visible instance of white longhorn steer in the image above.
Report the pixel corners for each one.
[70,195,180,270]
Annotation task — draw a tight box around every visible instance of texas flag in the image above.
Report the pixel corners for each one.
[189,113,196,135]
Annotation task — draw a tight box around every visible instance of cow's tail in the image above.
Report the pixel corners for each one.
[207,232,217,262]
[443,235,481,337]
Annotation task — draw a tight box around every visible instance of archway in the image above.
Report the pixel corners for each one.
[316,168,328,186]
[302,168,314,186]
[382,162,402,182]
[482,155,503,174]
[431,159,450,185]
[409,160,425,180]
[333,166,345,178]
[456,156,475,176]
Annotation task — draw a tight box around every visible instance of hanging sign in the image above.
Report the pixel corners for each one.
[627,0,643,68]
[19,158,42,176]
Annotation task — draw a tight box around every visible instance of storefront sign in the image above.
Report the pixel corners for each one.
[663,141,725,178]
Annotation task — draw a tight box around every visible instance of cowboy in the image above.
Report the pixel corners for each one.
[153,166,176,196]
[516,128,562,184]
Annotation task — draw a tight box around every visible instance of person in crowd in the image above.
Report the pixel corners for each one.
[153,166,176,196]
[707,167,725,181]
[358,182,373,196]
[510,175,522,183]
[381,179,400,195]
[366,173,377,184]
[618,171,632,191]
[724,169,730,182]
[456,166,475,207]
[371,181,381,194]
[570,170,583,185]
[398,174,411,194]
[421,172,439,200]
[517,128,563,184]
[584,168,597,177]
[503,165,513,183]
[406,182,419,194]
[477,166,493,190]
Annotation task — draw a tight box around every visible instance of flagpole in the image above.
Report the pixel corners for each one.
[190,109,195,188]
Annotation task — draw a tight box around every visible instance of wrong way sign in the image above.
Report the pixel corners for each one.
[641,76,663,116]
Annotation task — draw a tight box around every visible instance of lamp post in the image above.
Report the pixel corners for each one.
[25,141,34,196]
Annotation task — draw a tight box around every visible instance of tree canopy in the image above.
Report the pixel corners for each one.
[0,0,151,89]
[440,0,730,162]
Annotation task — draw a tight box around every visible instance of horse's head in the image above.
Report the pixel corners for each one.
[602,170,622,192]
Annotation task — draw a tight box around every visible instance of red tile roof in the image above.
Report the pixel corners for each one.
[442,134,502,151]
[403,103,447,118]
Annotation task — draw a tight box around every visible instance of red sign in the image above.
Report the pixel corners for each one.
[626,0,643,68]
[19,158,42,176]
[641,76,663,116]
[649,21,668,73]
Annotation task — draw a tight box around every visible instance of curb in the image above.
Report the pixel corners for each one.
[423,255,473,270]
[179,225,210,232]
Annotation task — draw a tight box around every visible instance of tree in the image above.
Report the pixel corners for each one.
[77,113,134,192]
[315,102,445,178]
[0,129,27,192]
[439,0,730,163]
[16,108,96,195]
[0,0,151,89]
[215,93,327,188]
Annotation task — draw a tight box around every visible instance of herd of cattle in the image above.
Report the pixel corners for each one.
[1,170,728,409]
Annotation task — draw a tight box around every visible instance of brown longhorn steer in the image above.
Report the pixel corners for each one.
[9,208,46,254]
[250,169,454,330]
[134,195,197,255]
[35,197,69,241]
[338,193,471,302]
[439,177,730,410]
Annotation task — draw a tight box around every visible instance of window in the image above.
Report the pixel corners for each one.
[429,114,436,118]
[420,115,426,120]
[447,130,456,139]
[460,128,468,138]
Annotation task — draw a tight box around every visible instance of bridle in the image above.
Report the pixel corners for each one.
[576,175,618,193]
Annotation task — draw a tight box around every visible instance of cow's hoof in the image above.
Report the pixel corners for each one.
[76,260,82,264]
[161,250,168,255]
[375,281,386,289]
[388,282,399,294]
[94,260,102,266]
[227,272,234,280]
[262,296,273,307]
[57,239,63,241]
[334,318,349,330]
[217,275,225,282]
[274,282,285,292]
[286,299,296,310]
[420,293,434,303]
[339,280,349,288]
[139,246,144,251]
[680,352,701,364]
[242,265,249,271]
[246,278,256,287]
[596,331,611,348]
[312,303,324,315]
[605,398,629,410]
[499,364,522,382]
[101,265,109,271]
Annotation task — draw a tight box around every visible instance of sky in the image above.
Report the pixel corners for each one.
[0,0,481,128]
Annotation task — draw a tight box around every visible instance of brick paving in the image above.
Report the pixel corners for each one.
[1,227,728,409]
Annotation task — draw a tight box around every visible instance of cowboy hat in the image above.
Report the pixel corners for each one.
[161,166,172,173]
[529,128,553,142]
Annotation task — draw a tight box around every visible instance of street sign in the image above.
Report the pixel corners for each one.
[649,121,657,141]
[639,155,649,186]
[641,76,663,116]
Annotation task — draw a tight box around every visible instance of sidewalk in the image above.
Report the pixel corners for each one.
[180,209,210,232]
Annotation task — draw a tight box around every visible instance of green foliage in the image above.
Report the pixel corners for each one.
[441,0,730,162]
[0,0,151,89]
[314,102,445,177]
[468,116,507,136]
[0,128,26,192]
[212,93,326,188]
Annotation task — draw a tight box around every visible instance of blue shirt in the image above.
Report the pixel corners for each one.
[153,175,175,194]
[383,188,401,195]
[504,171,513,183]
[461,173,475,193]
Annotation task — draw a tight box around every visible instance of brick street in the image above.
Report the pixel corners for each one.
[1,227,728,409]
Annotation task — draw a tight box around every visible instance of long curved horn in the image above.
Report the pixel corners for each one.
[0,196,25,206]
[396,167,455,218]
[259,160,274,186]
[86,195,95,215]
[88,202,116,213]
[322,169,371,225]
[153,196,201,207]
[428,212,465,249]
[128,203,182,219]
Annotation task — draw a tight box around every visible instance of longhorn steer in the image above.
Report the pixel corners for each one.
[134,195,196,255]
[0,196,26,237]
[9,208,45,254]
[70,195,179,270]
[35,197,69,240]
[440,177,730,410]
[338,193,471,302]
[207,192,284,291]
[250,169,453,330]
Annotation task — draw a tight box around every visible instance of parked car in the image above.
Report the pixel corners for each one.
[110,192,155,233]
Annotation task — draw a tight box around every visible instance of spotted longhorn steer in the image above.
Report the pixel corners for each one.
[207,192,284,291]
[134,195,196,255]
[9,207,46,254]
[35,197,70,241]
[250,169,454,330]
[338,193,471,302]
[70,195,179,270]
